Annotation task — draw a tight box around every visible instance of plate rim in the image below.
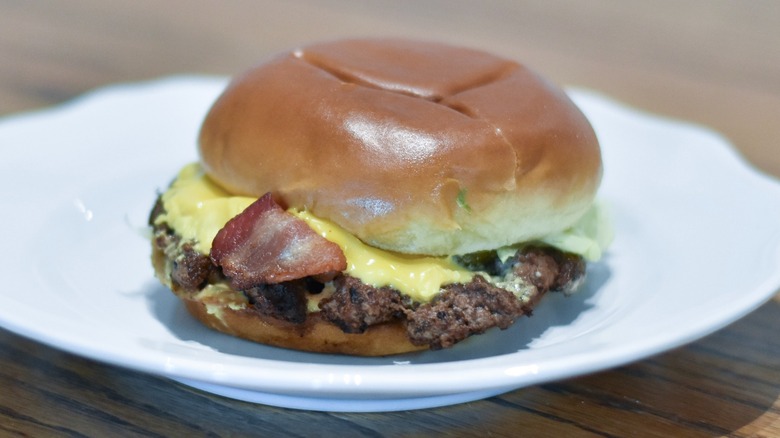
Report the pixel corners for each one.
[1,76,779,408]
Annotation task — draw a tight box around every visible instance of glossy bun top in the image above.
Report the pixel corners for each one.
[199,38,602,255]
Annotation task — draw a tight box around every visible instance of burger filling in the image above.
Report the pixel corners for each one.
[151,163,609,350]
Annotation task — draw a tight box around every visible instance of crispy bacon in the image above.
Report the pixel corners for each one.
[210,193,347,290]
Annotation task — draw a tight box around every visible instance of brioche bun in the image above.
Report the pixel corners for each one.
[199,38,602,256]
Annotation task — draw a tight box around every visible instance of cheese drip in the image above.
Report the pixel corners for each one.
[154,163,472,302]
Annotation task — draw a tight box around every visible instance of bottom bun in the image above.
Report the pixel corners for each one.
[183,299,425,356]
[152,244,426,356]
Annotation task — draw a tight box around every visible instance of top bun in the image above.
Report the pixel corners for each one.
[198,38,602,255]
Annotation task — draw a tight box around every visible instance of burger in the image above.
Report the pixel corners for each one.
[149,38,610,356]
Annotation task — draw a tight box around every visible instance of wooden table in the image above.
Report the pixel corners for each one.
[2,1,778,436]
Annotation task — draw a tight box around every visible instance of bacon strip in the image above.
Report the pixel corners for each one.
[210,193,347,290]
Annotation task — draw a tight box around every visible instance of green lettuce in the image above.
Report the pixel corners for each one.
[539,201,613,261]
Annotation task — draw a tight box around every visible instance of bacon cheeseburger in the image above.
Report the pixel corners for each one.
[150,38,611,356]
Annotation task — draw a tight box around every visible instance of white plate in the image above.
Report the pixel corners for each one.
[1,76,779,412]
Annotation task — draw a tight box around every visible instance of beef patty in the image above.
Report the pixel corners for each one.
[151,201,586,350]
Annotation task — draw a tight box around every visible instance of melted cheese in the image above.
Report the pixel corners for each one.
[291,210,473,302]
[155,163,472,302]
[154,163,255,254]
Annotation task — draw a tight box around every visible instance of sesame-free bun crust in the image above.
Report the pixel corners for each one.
[183,300,424,356]
[199,38,602,255]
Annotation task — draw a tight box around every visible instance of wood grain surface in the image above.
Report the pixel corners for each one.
[1,1,778,436]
